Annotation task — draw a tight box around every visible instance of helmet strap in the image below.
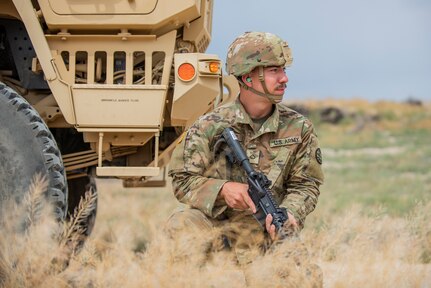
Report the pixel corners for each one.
[257,66,271,95]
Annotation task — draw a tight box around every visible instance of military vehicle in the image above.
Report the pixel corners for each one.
[0,0,237,231]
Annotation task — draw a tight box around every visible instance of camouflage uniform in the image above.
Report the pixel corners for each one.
[168,97,323,232]
[166,32,323,278]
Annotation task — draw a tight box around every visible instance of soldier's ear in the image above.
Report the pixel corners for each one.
[242,75,252,86]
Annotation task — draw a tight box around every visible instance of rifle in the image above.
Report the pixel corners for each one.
[221,127,289,238]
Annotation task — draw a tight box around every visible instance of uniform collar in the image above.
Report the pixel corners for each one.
[234,97,280,138]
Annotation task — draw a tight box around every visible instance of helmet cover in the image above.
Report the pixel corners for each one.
[226,31,293,76]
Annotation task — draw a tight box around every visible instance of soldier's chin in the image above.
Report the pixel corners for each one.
[269,95,283,103]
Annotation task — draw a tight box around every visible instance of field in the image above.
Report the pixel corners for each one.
[1,99,430,287]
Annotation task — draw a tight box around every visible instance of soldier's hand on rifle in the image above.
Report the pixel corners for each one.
[219,182,257,213]
[265,212,298,241]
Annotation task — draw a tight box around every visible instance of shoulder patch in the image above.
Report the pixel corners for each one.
[315,148,323,164]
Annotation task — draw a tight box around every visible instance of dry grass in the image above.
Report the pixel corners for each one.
[2,178,429,287]
[306,203,431,287]
[1,99,430,287]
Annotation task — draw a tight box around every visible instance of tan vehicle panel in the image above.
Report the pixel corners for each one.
[47,0,158,15]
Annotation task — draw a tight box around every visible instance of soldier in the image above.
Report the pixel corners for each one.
[166,31,324,283]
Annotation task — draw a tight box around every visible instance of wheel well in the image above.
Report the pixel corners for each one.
[0,18,48,89]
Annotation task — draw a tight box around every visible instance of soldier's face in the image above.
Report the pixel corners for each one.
[250,66,288,96]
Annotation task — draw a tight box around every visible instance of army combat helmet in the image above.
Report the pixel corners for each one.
[226,31,293,103]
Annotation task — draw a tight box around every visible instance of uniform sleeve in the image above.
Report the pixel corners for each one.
[280,119,324,228]
[168,124,228,218]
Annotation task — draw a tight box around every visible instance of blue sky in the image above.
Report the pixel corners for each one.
[206,0,431,102]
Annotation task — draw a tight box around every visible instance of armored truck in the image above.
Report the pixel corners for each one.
[0,0,236,229]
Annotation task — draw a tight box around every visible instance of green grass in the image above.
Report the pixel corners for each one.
[312,115,431,218]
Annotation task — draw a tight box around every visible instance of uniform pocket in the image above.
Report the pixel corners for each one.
[266,147,292,190]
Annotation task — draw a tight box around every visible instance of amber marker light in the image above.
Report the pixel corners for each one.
[178,62,196,81]
[208,61,220,73]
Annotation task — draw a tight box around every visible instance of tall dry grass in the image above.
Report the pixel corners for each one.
[304,202,431,287]
[0,174,97,287]
[1,176,430,287]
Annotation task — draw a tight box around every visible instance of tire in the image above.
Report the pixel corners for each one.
[0,82,67,221]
